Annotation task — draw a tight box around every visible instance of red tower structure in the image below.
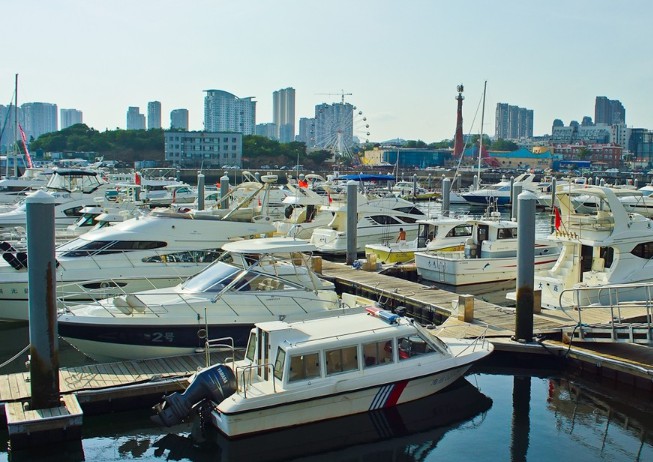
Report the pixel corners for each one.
[453,84,464,158]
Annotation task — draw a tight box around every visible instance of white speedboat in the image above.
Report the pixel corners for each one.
[512,186,653,310]
[462,173,539,207]
[414,212,560,286]
[0,211,276,321]
[152,305,493,438]
[309,195,427,255]
[58,237,371,361]
[364,215,473,264]
[0,167,52,204]
[0,168,113,228]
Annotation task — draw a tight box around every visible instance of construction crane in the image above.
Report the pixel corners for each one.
[317,90,352,104]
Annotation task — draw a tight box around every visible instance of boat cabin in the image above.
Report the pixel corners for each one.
[234,308,450,394]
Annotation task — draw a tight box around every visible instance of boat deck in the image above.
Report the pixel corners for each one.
[0,351,232,407]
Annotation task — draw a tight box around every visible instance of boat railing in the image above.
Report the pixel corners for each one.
[234,362,277,398]
[202,336,236,369]
[559,282,653,327]
[433,322,491,356]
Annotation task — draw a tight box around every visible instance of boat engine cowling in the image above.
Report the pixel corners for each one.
[152,364,237,427]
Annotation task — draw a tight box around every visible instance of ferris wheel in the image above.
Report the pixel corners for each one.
[314,91,371,165]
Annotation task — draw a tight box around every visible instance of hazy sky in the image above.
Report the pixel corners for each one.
[3,0,651,143]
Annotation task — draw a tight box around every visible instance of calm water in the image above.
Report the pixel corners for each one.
[1,202,651,460]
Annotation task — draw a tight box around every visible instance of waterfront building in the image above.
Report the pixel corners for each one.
[147,101,162,129]
[595,96,625,125]
[60,108,83,129]
[204,90,256,135]
[273,87,295,143]
[126,106,145,130]
[552,143,622,169]
[363,147,451,169]
[628,128,653,167]
[170,109,189,130]
[551,121,611,144]
[297,117,315,146]
[495,103,533,140]
[255,123,277,140]
[164,130,242,168]
[487,147,554,170]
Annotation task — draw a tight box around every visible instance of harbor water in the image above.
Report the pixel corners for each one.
[0,201,652,460]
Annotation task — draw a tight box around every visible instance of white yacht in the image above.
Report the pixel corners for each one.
[462,173,539,207]
[515,186,653,310]
[364,215,473,264]
[0,168,113,228]
[0,167,52,204]
[152,305,493,438]
[414,212,560,286]
[57,237,372,361]
[0,211,276,321]
[309,195,427,255]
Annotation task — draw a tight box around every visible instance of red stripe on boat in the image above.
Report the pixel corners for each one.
[384,380,408,407]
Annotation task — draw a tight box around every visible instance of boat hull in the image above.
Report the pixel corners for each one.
[211,363,474,438]
[415,252,559,286]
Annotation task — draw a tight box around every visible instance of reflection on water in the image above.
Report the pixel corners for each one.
[1,370,652,462]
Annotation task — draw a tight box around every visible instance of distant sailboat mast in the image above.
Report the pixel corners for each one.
[475,80,487,191]
[10,74,18,178]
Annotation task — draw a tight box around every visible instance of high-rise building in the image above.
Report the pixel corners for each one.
[495,103,533,140]
[60,108,83,129]
[170,109,189,130]
[0,105,20,149]
[126,106,145,130]
[21,102,58,140]
[204,90,256,135]
[273,87,295,143]
[255,123,277,139]
[313,102,354,151]
[595,96,625,125]
[297,117,315,145]
[147,101,162,129]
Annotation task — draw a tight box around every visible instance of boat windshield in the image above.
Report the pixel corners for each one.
[180,262,242,293]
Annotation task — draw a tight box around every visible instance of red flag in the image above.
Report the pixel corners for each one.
[134,172,141,185]
[298,179,308,188]
[18,124,33,168]
[327,192,332,204]
[554,207,561,230]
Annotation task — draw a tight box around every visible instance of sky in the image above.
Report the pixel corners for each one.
[3,0,652,143]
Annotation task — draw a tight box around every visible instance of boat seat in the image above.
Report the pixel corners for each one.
[258,278,280,291]
[591,257,605,271]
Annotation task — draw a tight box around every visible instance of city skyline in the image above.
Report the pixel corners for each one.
[3,0,652,143]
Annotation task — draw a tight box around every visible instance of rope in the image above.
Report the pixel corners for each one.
[0,344,30,369]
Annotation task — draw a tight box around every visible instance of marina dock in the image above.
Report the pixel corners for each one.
[1,260,652,443]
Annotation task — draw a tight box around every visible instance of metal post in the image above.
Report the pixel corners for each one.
[220,174,230,209]
[346,181,358,265]
[133,185,141,202]
[550,177,557,233]
[473,174,478,190]
[514,190,536,343]
[254,171,260,182]
[635,178,639,188]
[511,183,522,221]
[441,177,451,217]
[26,191,60,409]
[412,174,417,199]
[197,173,205,211]
[427,174,432,190]
[600,178,605,187]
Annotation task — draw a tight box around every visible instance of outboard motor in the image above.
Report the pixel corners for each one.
[152,364,237,427]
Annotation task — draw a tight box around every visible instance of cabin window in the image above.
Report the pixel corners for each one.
[394,206,425,216]
[630,242,653,260]
[59,240,167,257]
[397,335,436,360]
[325,345,358,375]
[497,228,516,239]
[446,225,473,238]
[369,215,401,226]
[142,249,222,263]
[288,352,320,382]
[245,332,257,361]
[273,347,285,381]
[63,206,85,217]
[362,340,394,368]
